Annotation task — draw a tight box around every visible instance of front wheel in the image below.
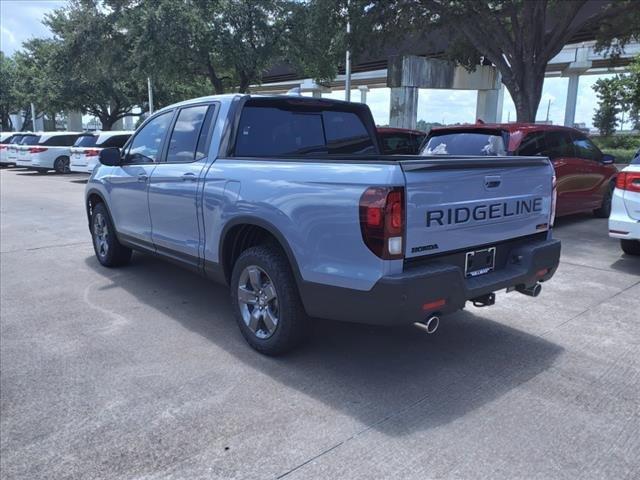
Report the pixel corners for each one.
[230,245,310,355]
[621,239,640,256]
[91,202,132,267]
[54,156,70,174]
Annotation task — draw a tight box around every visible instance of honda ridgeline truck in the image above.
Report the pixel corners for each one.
[86,95,561,355]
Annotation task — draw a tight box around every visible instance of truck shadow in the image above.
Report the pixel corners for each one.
[84,253,563,436]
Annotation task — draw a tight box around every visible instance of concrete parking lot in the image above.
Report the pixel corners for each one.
[1,168,639,480]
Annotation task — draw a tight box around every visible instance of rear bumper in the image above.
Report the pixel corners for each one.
[300,238,561,326]
[608,191,640,240]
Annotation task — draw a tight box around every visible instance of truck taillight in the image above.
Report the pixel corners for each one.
[616,172,640,193]
[28,147,48,154]
[359,186,405,259]
[84,149,100,157]
[550,175,557,227]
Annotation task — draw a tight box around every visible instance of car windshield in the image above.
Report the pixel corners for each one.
[422,132,507,156]
[20,135,40,145]
[74,135,98,147]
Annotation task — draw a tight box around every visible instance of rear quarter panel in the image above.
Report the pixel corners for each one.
[202,159,406,291]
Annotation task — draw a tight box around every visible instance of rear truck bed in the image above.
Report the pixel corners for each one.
[299,156,561,326]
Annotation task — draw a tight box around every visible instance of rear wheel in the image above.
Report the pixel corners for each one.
[91,202,132,267]
[621,239,640,256]
[230,245,309,355]
[593,183,614,218]
[54,156,70,174]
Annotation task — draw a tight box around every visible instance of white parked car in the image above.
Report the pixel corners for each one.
[69,131,133,173]
[15,132,82,173]
[0,133,28,166]
[609,151,640,255]
[1,132,16,165]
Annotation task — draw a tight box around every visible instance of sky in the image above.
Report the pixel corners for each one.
[0,0,621,129]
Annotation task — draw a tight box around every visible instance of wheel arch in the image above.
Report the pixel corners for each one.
[219,216,303,288]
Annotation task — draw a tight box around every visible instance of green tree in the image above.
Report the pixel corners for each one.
[44,0,148,130]
[367,0,638,123]
[0,52,18,130]
[12,39,70,130]
[620,56,640,130]
[592,77,622,136]
[126,0,293,94]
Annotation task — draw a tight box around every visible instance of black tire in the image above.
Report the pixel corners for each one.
[230,244,310,355]
[621,239,640,256]
[593,183,614,218]
[91,202,132,267]
[54,156,70,174]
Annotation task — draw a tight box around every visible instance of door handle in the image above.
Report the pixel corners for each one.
[182,172,197,182]
[137,173,148,183]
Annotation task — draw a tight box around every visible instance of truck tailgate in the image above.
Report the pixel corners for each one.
[400,157,554,259]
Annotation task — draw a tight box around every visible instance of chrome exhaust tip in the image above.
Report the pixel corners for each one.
[414,315,440,334]
[517,283,542,297]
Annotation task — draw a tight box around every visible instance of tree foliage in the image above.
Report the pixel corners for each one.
[592,55,640,135]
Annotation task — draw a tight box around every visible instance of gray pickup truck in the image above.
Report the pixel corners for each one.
[86,94,561,354]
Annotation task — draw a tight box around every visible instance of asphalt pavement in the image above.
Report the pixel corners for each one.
[1,168,639,480]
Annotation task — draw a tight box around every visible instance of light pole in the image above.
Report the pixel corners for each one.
[344,0,351,102]
[147,77,154,115]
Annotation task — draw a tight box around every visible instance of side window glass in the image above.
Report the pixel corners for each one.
[126,112,173,164]
[166,105,209,163]
[517,132,546,156]
[323,110,375,154]
[572,136,601,161]
[542,132,574,158]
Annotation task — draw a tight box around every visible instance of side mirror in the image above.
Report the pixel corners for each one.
[99,147,122,166]
[602,154,615,165]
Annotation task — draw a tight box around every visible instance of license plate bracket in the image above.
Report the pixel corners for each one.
[465,247,496,278]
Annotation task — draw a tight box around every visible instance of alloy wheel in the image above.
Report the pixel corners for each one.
[237,265,279,339]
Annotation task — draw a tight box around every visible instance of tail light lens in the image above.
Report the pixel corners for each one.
[616,172,640,193]
[550,175,557,227]
[84,149,100,157]
[359,186,405,259]
[28,147,48,154]
[0,145,6,150]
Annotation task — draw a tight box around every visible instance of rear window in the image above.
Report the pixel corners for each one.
[235,105,376,157]
[98,134,131,148]
[21,135,40,145]
[8,135,24,144]
[632,148,640,165]
[74,135,98,147]
[380,132,424,155]
[422,132,508,156]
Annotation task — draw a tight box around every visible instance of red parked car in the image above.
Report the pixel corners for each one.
[421,123,618,218]
[378,127,426,155]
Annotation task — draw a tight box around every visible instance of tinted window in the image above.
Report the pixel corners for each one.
[236,107,325,156]
[380,132,416,154]
[542,132,574,158]
[21,135,40,145]
[423,132,507,156]
[166,105,209,163]
[517,132,547,156]
[632,148,640,165]
[323,110,375,154]
[235,106,375,157]
[572,135,602,161]
[126,112,173,163]
[99,134,131,148]
[74,135,98,147]
[9,135,24,144]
